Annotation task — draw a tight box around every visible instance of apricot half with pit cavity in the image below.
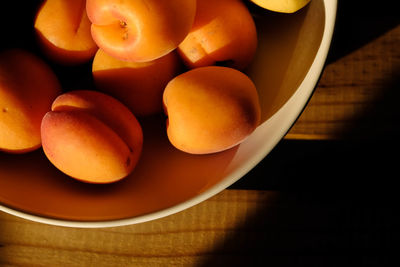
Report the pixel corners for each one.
[86,0,196,62]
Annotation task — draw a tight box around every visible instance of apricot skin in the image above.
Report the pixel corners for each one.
[86,0,196,62]
[92,49,182,117]
[0,49,61,153]
[34,0,98,65]
[163,66,261,154]
[178,0,257,70]
[41,90,143,183]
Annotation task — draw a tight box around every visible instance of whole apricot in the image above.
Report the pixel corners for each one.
[87,0,196,62]
[34,0,98,65]
[92,49,182,117]
[41,90,143,183]
[163,66,261,154]
[0,49,61,153]
[178,0,257,70]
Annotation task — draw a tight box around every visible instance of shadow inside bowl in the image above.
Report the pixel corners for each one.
[247,0,325,123]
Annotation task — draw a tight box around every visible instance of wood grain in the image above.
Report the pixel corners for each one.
[1,189,398,266]
[286,25,400,140]
[0,190,278,266]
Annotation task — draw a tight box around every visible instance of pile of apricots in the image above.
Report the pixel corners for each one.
[0,0,310,183]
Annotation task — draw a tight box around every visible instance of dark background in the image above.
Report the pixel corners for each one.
[222,1,400,266]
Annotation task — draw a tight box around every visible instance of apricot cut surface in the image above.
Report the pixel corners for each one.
[178,0,257,70]
[0,49,61,153]
[87,0,196,62]
[163,66,261,154]
[34,0,98,65]
[41,90,143,183]
[92,49,182,116]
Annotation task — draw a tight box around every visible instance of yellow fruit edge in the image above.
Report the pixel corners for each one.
[249,0,311,13]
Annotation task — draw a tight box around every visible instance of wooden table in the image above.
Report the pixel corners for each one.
[1,2,399,266]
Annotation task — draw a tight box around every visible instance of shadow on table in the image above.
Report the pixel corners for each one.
[197,189,400,266]
[200,109,400,266]
[200,137,400,266]
[199,1,400,265]
[203,93,400,265]
[326,0,400,64]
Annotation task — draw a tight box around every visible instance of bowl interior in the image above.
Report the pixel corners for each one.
[0,0,328,225]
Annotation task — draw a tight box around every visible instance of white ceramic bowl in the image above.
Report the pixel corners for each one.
[0,0,337,228]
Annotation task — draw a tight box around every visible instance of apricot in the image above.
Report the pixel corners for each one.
[163,66,261,154]
[86,0,196,62]
[41,90,143,183]
[177,0,257,70]
[92,49,182,117]
[34,0,98,65]
[0,49,61,153]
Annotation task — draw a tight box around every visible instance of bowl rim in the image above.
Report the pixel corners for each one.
[0,0,337,228]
